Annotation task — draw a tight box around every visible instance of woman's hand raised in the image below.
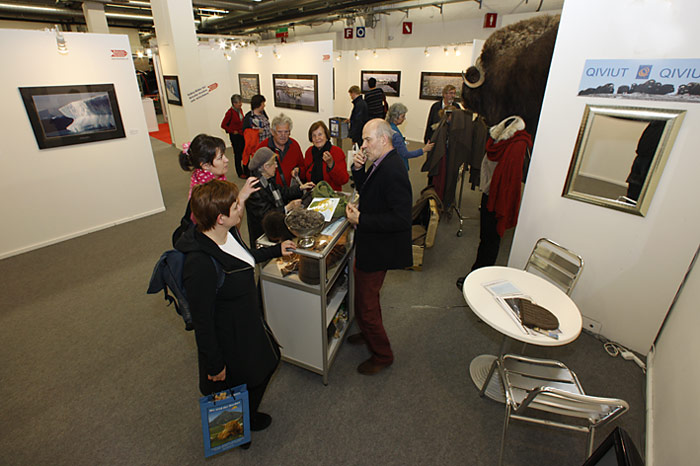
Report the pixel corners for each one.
[238,177,260,203]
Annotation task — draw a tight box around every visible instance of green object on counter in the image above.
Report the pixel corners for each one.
[311,181,347,218]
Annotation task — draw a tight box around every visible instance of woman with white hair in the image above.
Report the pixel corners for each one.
[386,103,434,170]
[254,113,306,187]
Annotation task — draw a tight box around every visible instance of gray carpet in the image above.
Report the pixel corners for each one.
[0,137,646,465]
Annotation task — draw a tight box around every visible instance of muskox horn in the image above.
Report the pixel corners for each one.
[463,62,485,89]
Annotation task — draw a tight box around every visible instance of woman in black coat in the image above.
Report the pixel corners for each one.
[245,147,314,245]
[176,179,295,434]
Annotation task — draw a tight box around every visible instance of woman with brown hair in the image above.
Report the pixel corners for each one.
[175,179,295,439]
[303,120,349,191]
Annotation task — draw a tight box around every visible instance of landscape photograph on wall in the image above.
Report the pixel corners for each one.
[272,74,319,112]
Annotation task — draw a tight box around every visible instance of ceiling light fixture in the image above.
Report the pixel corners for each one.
[256,48,262,58]
[455,47,461,56]
[336,52,342,61]
[55,27,68,55]
[424,47,430,57]
[373,50,378,58]
[354,51,359,60]
[146,48,152,58]
[136,50,144,58]
[443,47,449,56]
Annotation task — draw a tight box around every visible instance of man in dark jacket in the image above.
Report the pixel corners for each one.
[345,119,413,375]
[348,85,368,146]
[424,84,461,144]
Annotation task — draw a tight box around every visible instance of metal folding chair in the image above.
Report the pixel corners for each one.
[498,354,629,465]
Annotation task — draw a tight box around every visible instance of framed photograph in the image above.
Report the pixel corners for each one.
[419,72,463,101]
[18,83,126,150]
[272,74,319,112]
[163,75,182,106]
[238,73,260,103]
[361,70,401,97]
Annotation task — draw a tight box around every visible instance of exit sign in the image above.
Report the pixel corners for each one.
[275,27,288,38]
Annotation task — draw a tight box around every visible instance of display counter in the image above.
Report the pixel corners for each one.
[257,217,355,384]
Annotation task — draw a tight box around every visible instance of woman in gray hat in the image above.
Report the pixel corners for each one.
[245,147,314,245]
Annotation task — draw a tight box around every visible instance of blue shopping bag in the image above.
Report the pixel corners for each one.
[199,384,250,457]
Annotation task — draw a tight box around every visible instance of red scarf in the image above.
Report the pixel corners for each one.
[485,130,532,236]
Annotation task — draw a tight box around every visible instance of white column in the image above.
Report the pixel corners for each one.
[150,0,209,147]
[82,2,109,34]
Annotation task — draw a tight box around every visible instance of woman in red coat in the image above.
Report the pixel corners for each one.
[303,121,349,191]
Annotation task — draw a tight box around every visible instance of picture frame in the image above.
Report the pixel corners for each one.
[18,83,126,150]
[419,72,463,101]
[272,74,319,112]
[163,75,182,106]
[361,70,401,97]
[238,73,260,103]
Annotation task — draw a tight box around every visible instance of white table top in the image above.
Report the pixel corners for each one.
[462,266,582,346]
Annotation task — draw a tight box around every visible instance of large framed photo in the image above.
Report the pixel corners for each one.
[419,72,463,101]
[238,73,260,103]
[361,70,401,97]
[19,83,126,150]
[163,75,182,106]
[272,74,318,112]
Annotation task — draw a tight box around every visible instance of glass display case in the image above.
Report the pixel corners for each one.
[257,217,355,384]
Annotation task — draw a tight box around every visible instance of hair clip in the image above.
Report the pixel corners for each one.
[182,141,191,154]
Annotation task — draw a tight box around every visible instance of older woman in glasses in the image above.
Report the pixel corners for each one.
[245,147,314,245]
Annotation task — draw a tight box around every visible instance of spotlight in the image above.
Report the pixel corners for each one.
[136,50,144,58]
[354,51,359,60]
[373,50,377,58]
[424,47,430,57]
[443,47,449,56]
[336,52,342,61]
[145,48,152,58]
[455,47,461,56]
[255,48,262,58]
[219,39,226,49]
[55,27,68,55]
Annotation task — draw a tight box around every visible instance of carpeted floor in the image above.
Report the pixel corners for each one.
[0,137,646,465]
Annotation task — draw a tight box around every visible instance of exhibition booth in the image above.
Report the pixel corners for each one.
[1,1,700,463]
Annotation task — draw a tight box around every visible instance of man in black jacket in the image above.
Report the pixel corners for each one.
[348,85,368,146]
[345,119,412,375]
[424,84,461,143]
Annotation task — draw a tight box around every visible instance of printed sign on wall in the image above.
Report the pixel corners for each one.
[344,28,353,39]
[578,58,700,103]
[402,22,412,34]
[356,26,365,38]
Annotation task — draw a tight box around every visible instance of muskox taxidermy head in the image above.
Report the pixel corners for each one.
[462,15,560,139]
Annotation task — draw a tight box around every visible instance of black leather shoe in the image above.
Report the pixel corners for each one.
[456,276,466,291]
[250,412,272,431]
[357,358,392,375]
[346,333,366,345]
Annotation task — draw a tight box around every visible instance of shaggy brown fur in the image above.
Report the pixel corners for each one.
[462,15,560,138]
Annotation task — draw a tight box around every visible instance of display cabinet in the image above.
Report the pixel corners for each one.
[257,218,354,385]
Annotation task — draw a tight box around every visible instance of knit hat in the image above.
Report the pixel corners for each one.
[248,147,275,173]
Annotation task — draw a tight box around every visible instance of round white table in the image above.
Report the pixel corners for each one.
[462,266,583,402]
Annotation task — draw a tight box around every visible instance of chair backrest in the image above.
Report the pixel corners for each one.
[524,238,584,295]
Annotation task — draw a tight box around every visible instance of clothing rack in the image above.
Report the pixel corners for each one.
[453,162,470,237]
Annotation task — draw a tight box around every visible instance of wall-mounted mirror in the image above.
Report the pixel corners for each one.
[563,105,685,216]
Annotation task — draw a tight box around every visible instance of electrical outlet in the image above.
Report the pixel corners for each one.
[582,316,602,334]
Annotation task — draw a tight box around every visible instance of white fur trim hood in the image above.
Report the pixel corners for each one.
[489,116,525,142]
